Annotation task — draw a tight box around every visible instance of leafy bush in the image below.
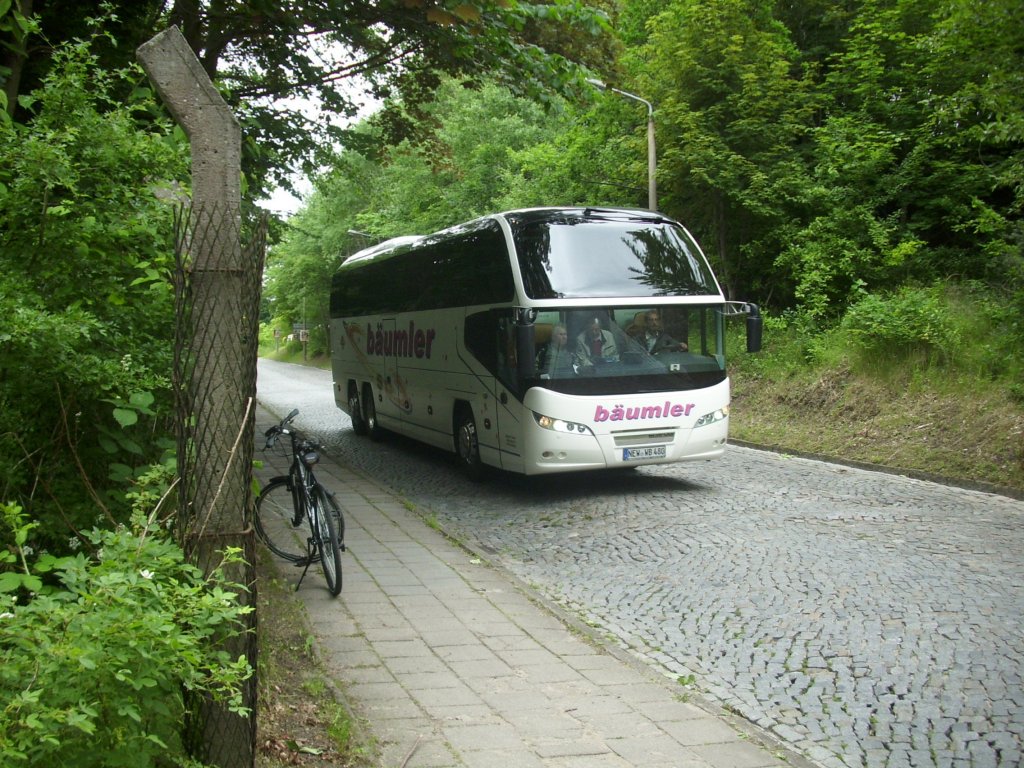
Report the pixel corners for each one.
[0,504,252,767]
[0,33,186,542]
[727,308,842,378]
[840,286,959,364]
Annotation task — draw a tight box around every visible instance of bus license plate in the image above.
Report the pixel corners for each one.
[623,446,666,461]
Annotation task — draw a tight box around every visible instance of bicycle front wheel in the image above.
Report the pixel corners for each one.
[255,478,311,563]
[311,484,343,596]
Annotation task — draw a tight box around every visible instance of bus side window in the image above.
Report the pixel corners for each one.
[465,310,497,370]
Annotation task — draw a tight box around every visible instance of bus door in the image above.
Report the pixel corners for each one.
[461,308,520,469]
[494,313,524,469]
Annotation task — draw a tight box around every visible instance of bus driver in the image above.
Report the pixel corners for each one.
[629,310,687,354]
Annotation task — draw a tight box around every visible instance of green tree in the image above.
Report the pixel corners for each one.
[358,78,567,233]
[919,0,1023,276]
[2,0,615,197]
[269,0,1024,333]
[632,0,813,302]
[778,0,1023,319]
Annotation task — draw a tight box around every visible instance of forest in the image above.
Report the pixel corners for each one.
[0,0,1021,762]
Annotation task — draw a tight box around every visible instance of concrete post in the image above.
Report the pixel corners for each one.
[138,26,241,219]
[137,26,255,767]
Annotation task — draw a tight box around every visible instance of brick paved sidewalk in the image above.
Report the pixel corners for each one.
[254,408,807,768]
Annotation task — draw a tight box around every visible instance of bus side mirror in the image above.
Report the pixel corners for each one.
[745,303,762,353]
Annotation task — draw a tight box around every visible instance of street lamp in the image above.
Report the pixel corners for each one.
[347,228,375,245]
[346,229,375,253]
[587,78,657,211]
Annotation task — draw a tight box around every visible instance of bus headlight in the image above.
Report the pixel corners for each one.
[533,412,594,435]
[694,406,729,428]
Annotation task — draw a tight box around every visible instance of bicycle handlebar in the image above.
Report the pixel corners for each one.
[262,408,320,456]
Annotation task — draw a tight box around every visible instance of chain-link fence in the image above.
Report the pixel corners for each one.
[172,203,266,767]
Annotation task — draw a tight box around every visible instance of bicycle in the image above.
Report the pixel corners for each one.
[254,408,344,596]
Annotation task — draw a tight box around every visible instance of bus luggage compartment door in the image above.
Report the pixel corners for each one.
[377,318,406,423]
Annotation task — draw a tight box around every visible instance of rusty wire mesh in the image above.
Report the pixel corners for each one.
[172,203,266,767]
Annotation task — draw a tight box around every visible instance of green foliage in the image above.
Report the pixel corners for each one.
[0,503,253,767]
[775,199,922,320]
[773,0,1023,316]
[630,0,814,299]
[0,35,186,543]
[353,78,568,235]
[941,281,1024,384]
[6,0,616,199]
[732,283,1022,398]
[261,0,1024,372]
[841,286,959,364]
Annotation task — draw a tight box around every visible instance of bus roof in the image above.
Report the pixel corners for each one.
[339,207,679,269]
[341,235,423,267]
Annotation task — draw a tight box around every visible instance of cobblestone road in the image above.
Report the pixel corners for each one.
[258,359,1024,768]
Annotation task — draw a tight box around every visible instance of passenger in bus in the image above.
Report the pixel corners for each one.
[628,310,688,354]
[535,324,574,378]
[574,317,619,368]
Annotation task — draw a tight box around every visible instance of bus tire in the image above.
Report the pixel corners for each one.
[363,383,382,441]
[348,384,368,436]
[454,405,484,482]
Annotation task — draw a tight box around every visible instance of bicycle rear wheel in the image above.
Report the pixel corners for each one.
[255,478,312,563]
[311,484,343,596]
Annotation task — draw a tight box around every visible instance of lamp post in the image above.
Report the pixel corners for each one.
[587,78,657,211]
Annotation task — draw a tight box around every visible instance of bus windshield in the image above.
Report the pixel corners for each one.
[508,211,719,299]
[522,305,727,395]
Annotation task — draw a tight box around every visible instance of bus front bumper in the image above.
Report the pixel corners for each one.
[521,416,729,475]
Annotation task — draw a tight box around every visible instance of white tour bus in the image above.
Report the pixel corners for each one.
[329,207,761,478]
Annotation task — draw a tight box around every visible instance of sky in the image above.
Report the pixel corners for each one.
[259,178,311,218]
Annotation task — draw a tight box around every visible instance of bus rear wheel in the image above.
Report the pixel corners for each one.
[348,385,368,436]
[455,407,484,482]
[363,383,382,441]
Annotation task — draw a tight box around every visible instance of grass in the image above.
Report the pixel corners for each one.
[734,368,1023,488]
[259,342,333,370]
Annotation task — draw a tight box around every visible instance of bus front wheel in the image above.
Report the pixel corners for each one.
[455,407,484,482]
